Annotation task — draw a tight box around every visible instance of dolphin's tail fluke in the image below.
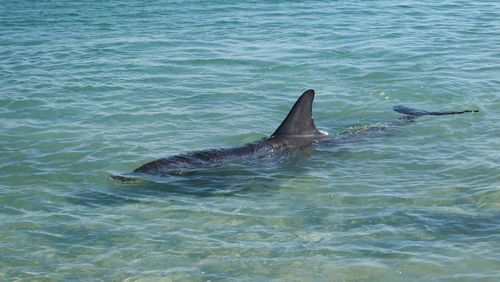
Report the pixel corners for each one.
[393,105,479,117]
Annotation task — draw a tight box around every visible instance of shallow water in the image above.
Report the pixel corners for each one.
[1,0,499,280]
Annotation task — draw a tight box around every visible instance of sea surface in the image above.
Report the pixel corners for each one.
[1,0,499,280]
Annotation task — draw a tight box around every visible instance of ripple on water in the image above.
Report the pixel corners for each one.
[0,0,499,280]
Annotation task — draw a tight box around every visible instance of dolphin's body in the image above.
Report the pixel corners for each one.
[110,89,477,183]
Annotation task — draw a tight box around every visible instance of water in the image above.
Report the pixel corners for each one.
[1,0,499,280]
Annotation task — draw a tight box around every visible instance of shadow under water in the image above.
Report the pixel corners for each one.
[101,118,408,203]
[64,147,317,209]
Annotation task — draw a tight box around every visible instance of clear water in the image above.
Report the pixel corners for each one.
[1,0,499,280]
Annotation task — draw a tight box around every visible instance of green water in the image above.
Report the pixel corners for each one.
[1,0,499,280]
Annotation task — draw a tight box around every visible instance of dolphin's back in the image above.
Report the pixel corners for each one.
[132,139,276,175]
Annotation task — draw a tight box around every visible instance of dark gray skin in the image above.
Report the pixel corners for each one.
[110,89,477,183]
[131,136,312,175]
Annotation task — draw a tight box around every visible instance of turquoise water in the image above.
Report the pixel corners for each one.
[1,0,499,280]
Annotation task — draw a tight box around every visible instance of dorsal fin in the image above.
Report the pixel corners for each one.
[271,89,324,138]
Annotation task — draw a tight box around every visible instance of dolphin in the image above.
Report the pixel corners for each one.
[109,89,477,183]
